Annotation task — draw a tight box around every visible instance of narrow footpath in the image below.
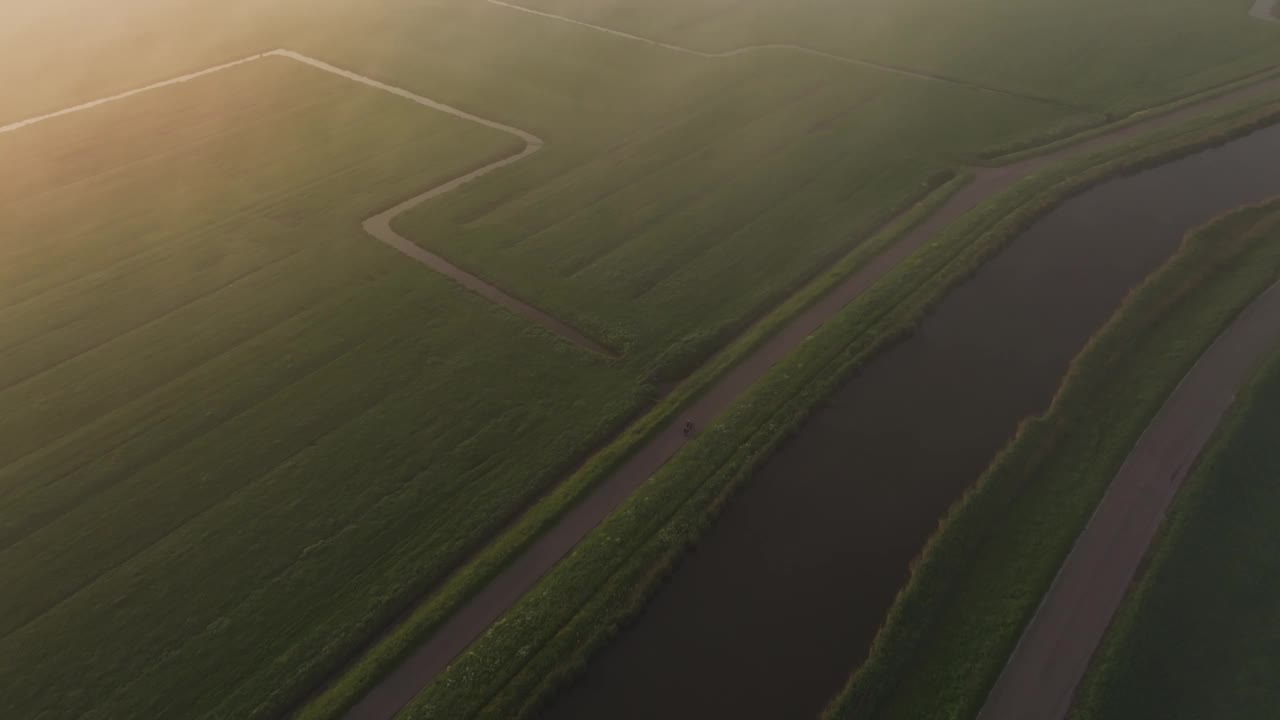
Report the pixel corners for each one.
[342,70,1280,720]
[978,281,1280,720]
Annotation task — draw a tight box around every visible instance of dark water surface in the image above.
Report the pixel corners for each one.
[540,123,1280,720]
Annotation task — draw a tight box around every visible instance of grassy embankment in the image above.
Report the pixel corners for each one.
[0,57,647,720]
[394,79,1280,720]
[1070,351,1280,719]
[823,191,1280,716]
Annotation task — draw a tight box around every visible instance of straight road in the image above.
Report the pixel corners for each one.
[978,281,1280,720]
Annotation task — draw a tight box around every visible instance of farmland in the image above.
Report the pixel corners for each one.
[0,53,637,720]
[3,1,1280,719]
[1072,346,1280,720]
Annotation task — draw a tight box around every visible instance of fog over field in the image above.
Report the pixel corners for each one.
[2,2,1278,720]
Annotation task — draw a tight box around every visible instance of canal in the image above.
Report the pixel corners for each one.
[541,122,1280,720]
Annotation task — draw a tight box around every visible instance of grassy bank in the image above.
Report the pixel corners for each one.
[1070,351,1280,719]
[394,86,1280,720]
[823,200,1280,716]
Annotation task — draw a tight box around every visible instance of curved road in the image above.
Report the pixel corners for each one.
[1,49,614,356]
[978,281,1280,720]
[342,46,1280,720]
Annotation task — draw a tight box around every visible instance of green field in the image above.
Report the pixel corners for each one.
[0,55,641,720]
[518,0,1280,110]
[824,195,1280,720]
[1070,352,1280,720]
[3,0,1280,718]
[339,3,1071,374]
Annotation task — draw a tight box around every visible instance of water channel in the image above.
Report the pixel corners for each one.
[541,122,1280,720]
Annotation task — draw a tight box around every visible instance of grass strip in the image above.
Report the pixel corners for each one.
[823,199,1280,716]
[396,86,1280,720]
[1069,350,1280,719]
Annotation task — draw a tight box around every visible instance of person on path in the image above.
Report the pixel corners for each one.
[683,419,695,438]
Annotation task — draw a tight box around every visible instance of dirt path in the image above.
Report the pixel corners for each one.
[340,71,1280,720]
[977,282,1280,720]
[1252,0,1280,21]
[269,51,613,356]
[484,0,1076,110]
[1,50,613,356]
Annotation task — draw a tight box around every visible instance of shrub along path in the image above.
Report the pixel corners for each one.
[977,280,1280,720]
